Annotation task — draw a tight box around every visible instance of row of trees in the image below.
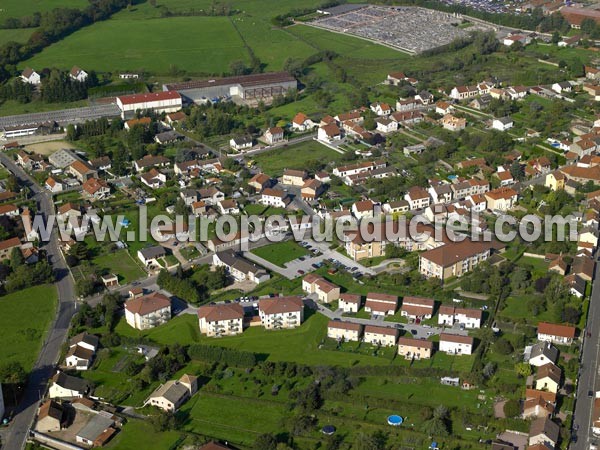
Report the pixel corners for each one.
[156,264,228,304]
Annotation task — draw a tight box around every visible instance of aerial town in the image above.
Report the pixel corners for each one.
[0,0,599,450]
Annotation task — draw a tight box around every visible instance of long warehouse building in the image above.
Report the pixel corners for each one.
[116,91,183,119]
[163,72,297,104]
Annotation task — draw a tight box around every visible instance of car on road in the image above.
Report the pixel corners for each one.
[312,263,320,269]
[589,390,595,398]
[410,329,417,335]
[297,269,305,275]
[427,331,434,336]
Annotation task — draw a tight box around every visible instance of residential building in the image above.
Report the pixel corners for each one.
[302,274,340,303]
[259,296,304,329]
[36,400,65,432]
[301,179,324,201]
[438,306,482,328]
[534,363,562,394]
[485,187,518,211]
[65,344,95,371]
[248,173,272,192]
[67,160,97,183]
[339,293,361,313]
[0,237,22,262]
[545,171,566,191]
[82,178,110,201]
[218,199,239,215]
[404,186,431,210]
[363,325,398,347]
[522,396,555,419]
[212,250,270,284]
[364,293,398,316]
[49,372,90,399]
[375,117,398,134]
[528,418,560,449]
[537,322,576,345]
[264,126,284,145]
[441,114,466,131]
[137,246,166,267]
[282,169,307,186]
[140,168,167,189]
[370,102,392,116]
[439,333,474,355]
[20,68,41,85]
[260,188,288,208]
[352,199,379,219]
[318,123,342,142]
[229,136,253,151]
[327,320,362,342]
[291,112,315,131]
[198,303,244,337]
[397,337,433,359]
[419,240,494,281]
[134,154,171,172]
[492,117,514,131]
[124,292,171,330]
[145,374,198,412]
[400,296,435,321]
[69,66,88,82]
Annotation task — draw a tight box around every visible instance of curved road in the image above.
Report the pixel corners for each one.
[0,153,76,450]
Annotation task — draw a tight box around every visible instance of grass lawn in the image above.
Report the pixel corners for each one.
[252,139,342,176]
[92,250,146,284]
[24,17,250,75]
[250,240,308,267]
[106,418,184,450]
[0,99,88,117]
[0,284,57,371]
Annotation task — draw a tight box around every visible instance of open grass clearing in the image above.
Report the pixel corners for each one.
[0,284,57,371]
[250,240,309,267]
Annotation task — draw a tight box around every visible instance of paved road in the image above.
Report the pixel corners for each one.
[571,260,600,450]
[0,153,76,450]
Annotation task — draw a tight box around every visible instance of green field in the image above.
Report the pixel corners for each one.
[0,284,58,371]
[0,0,88,19]
[24,17,251,75]
[0,28,36,46]
[106,419,184,450]
[253,140,342,176]
[92,250,146,284]
[250,240,309,267]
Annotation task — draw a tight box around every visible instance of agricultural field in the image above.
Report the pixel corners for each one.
[250,240,309,267]
[0,28,35,46]
[24,17,251,75]
[0,285,58,371]
[0,0,88,19]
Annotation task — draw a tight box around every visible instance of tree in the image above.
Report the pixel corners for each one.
[229,60,248,76]
[503,399,521,418]
[5,174,19,193]
[9,246,24,269]
[515,362,533,378]
[253,434,278,450]
[354,431,387,450]
[0,361,26,384]
[76,277,96,297]
[494,337,514,355]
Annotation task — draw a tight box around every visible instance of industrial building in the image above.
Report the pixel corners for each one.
[116,91,183,119]
[162,72,297,105]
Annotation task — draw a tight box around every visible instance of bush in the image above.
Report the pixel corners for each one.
[503,399,521,418]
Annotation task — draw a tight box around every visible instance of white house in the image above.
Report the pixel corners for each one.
[400,296,435,321]
[363,325,398,347]
[370,102,392,116]
[339,293,361,313]
[364,293,398,316]
[125,292,171,330]
[140,169,167,189]
[229,136,253,151]
[552,81,573,94]
[439,333,474,355]
[492,117,514,131]
[212,250,270,284]
[69,66,88,82]
[291,113,315,131]
[438,306,482,329]
[375,117,398,134]
[144,374,198,413]
[260,188,288,208]
[302,274,340,303]
[327,320,362,342]
[527,342,559,367]
[137,246,166,267]
[318,124,343,142]
[20,68,41,85]
[537,322,576,345]
[264,127,284,145]
[49,372,89,399]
